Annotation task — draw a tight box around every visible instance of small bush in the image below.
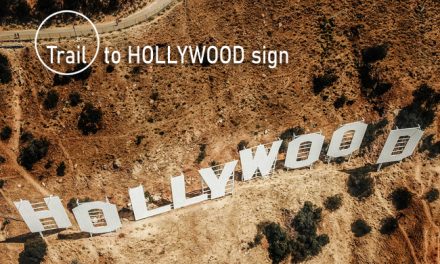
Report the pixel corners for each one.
[291,201,322,236]
[0,126,12,140]
[347,171,374,199]
[0,53,12,84]
[56,161,66,176]
[43,90,59,109]
[390,187,412,210]
[78,103,103,135]
[237,140,249,151]
[135,135,145,146]
[106,65,115,73]
[279,127,304,152]
[261,222,291,264]
[69,92,81,107]
[324,194,343,212]
[53,74,71,86]
[362,44,388,64]
[0,179,5,188]
[196,144,207,164]
[18,237,47,264]
[351,219,371,237]
[333,95,347,109]
[18,139,50,170]
[380,217,398,235]
[72,63,92,81]
[424,188,439,203]
[312,72,337,95]
[67,197,91,211]
[0,155,5,163]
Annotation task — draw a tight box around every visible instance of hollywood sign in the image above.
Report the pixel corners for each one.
[13,121,423,236]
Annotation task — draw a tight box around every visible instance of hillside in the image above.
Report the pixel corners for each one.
[0,0,439,263]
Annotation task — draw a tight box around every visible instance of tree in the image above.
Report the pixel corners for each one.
[291,201,322,235]
[13,0,31,19]
[18,237,47,264]
[347,172,374,199]
[78,103,103,135]
[261,222,291,264]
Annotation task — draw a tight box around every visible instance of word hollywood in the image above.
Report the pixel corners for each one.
[14,121,423,236]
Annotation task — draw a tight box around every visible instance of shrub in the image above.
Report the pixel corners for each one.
[347,171,374,199]
[380,217,398,235]
[390,187,412,210]
[0,179,5,188]
[67,197,91,211]
[56,161,66,176]
[53,74,71,86]
[196,144,207,163]
[0,126,12,140]
[18,237,47,264]
[312,72,337,95]
[362,44,388,64]
[18,139,50,170]
[291,201,322,236]
[395,84,440,129]
[419,134,440,158]
[424,188,439,203]
[333,95,347,109]
[13,0,31,18]
[135,135,145,146]
[106,65,115,73]
[279,127,304,152]
[290,202,329,263]
[237,140,249,151]
[68,92,81,107]
[0,53,12,84]
[261,222,291,264]
[72,63,92,81]
[44,90,59,109]
[324,194,342,211]
[351,219,371,237]
[78,103,103,135]
[0,155,5,164]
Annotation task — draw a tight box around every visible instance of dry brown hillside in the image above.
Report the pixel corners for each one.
[0,0,439,263]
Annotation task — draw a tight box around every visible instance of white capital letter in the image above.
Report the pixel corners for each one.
[14,196,71,233]
[199,160,237,199]
[377,127,423,164]
[171,175,208,209]
[240,140,282,181]
[327,121,368,158]
[128,185,171,221]
[284,133,324,169]
[72,201,121,234]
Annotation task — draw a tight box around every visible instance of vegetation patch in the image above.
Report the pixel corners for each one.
[312,71,338,95]
[78,103,103,135]
[0,53,12,84]
[0,126,12,141]
[424,188,439,203]
[346,166,374,199]
[279,127,304,152]
[323,194,343,211]
[379,217,398,235]
[390,187,412,210]
[18,237,47,264]
[351,219,371,237]
[18,138,50,170]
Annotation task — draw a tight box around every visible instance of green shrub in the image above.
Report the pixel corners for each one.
[324,194,342,212]
[56,161,66,176]
[237,140,248,151]
[279,127,304,152]
[347,172,374,199]
[0,53,12,84]
[351,219,371,237]
[390,187,412,210]
[362,44,388,64]
[0,126,12,140]
[18,237,47,264]
[261,222,291,264]
[18,139,50,170]
[78,103,103,135]
[424,188,439,203]
[0,179,5,188]
[196,144,207,163]
[43,90,59,109]
[291,201,322,235]
[69,92,81,107]
[380,217,398,235]
[312,71,337,95]
[0,155,5,163]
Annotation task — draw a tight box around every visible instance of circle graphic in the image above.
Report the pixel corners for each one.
[34,10,100,76]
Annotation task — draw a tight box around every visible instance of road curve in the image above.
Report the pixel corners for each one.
[0,0,175,42]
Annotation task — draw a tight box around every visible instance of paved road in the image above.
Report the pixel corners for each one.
[0,0,175,42]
